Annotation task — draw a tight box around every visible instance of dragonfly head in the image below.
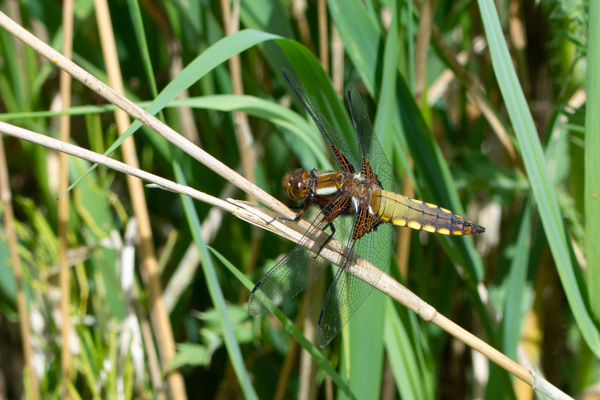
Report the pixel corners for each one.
[282,169,310,201]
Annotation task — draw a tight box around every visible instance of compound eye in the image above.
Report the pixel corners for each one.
[282,169,309,200]
[290,178,307,199]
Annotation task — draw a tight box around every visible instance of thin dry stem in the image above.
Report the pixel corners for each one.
[396,170,413,281]
[222,0,257,195]
[220,0,262,307]
[292,0,314,52]
[58,1,74,396]
[318,0,328,72]
[414,0,435,100]
[0,137,39,396]
[0,122,236,212]
[274,337,298,400]
[93,0,186,397]
[431,26,518,164]
[135,290,166,400]
[0,11,291,219]
[297,275,321,400]
[330,25,344,98]
[168,39,201,145]
[1,1,41,397]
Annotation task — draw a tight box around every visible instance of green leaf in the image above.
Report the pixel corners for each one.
[168,343,211,369]
[478,0,600,356]
[585,0,600,330]
[66,29,281,195]
[175,165,258,400]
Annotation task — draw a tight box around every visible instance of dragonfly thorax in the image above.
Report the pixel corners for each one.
[283,167,382,217]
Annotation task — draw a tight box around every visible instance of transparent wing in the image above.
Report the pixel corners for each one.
[316,221,395,347]
[283,68,358,174]
[248,213,330,316]
[248,190,352,316]
[347,87,398,193]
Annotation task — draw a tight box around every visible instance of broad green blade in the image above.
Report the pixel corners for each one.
[478,0,600,356]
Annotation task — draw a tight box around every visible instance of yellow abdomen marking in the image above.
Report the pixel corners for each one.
[407,221,422,230]
[393,218,407,227]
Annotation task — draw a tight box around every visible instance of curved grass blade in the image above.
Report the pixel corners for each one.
[478,0,600,356]
[175,166,258,400]
[65,29,281,195]
[585,0,600,327]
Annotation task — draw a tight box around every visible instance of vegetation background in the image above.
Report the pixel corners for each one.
[0,0,597,399]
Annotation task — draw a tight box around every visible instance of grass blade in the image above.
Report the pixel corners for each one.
[585,0,600,325]
[478,0,600,356]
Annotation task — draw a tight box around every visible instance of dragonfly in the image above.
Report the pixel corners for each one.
[248,68,485,348]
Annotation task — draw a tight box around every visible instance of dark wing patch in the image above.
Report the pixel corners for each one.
[347,87,397,193]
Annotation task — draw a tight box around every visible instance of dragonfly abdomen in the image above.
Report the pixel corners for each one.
[370,190,485,236]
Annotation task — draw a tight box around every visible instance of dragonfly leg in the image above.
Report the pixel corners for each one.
[266,201,309,224]
[311,221,336,259]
